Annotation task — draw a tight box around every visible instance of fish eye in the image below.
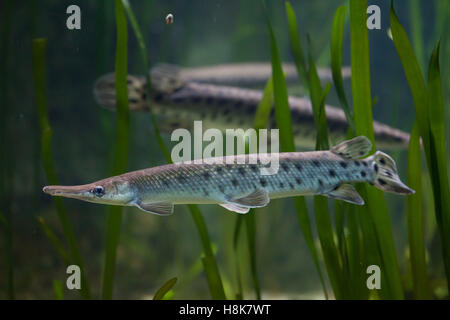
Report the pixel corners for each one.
[92,186,105,197]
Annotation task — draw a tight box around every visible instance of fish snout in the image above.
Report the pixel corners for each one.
[43,185,59,195]
[42,185,91,197]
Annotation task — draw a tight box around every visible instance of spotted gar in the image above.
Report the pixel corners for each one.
[93,64,410,150]
[43,136,414,215]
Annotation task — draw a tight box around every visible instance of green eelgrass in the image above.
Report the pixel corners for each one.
[153,277,177,300]
[407,121,431,299]
[230,76,275,300]
[330,4,355,135]
[308,45,345,299]
[330,5,369,299]
[37,217,71,265]
[101,0,130,300]
[350,0,403,299]
[232,215,244,299]
[32,38,92,300]
[245,210,260,299]
[267,2,328,299]
[240,75,275,300]
[409,0,425,72]
[427,41,450,293]
[53,280,64,300]
[286,1,345,298]
[390,2,450,292]
[121,0,226,299]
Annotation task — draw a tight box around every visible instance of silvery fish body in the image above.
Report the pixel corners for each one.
[93,64,410,150]
[43,137,414,215]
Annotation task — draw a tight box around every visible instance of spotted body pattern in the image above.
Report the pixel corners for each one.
[43,137,414,215]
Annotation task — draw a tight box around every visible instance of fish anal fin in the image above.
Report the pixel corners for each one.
[219,203,250,214]
[326,184,364,205]
[331,136,372,159]
[231,189,270,208]
[136,201,174,216]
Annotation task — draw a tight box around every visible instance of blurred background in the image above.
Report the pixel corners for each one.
[0,0,449,299]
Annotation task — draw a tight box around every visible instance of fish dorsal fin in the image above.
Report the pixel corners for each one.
[150,63,185,93]
[219,203,250,214]
[331,136,372,159]
[325,184,364,205]
[135,201,174,216]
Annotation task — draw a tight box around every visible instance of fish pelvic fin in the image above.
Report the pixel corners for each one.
[231,189,270,208]
[368,151,415,195]
[219,203,250,214]
[220,189,270,214]
[135,201,174,216]
[93,73,147,111]
[325,184,364,205]
[331,136,372,159]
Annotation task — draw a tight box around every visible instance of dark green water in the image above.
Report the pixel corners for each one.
[0,0,449,299]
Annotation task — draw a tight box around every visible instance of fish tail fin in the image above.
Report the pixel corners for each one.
[368,151,415,195]
[93,73,147,111]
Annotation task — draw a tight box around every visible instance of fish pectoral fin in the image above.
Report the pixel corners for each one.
[219,203,250,214]
[231,189,270,208]
[325,184,365,205]
[135,201,174,216]
[331,136,372,159]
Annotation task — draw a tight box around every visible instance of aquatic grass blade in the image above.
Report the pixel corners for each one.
[307,42,345,298]
[53,280,64,300]
[32,38,92,300]
[232,75,277,300]
[37,217,71,265]
[350,0,403,299]
[102,0,130,299]
[308,50,330,150]
[330,4,355,134]
[188,204,226,299]
[268,2,328,299]
[389,3,430,157]
[409,0,425,72]
[232,215,244,299]
[153,277,177,300]
[390,3,450,291]
[330,4,370,299]
[122,0,226,300]
[121,0,171,162]
[285,2,308,88]
[407,121,431,299]
[427,41,450,290]
[253,76,274,131]
[245,210,261,299]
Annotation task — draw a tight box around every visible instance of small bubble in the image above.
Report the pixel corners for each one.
[165,13,173,24]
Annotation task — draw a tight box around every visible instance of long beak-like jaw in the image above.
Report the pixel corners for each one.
[43,184,94,202]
